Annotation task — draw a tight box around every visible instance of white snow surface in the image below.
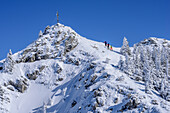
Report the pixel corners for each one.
[0,23,169,113]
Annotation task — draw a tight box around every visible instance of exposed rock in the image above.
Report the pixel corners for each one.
[56,67,62,74]
[7,80,28,93]
[0,86,10,113]
[93,103,99,110]
[23,49,31,55]
[26,70,39,80]
[96,97,104,106]
[94,90,103,97]
[87,63,96,71]
[135,76,142,81]
[7,85,15,91]
[114,97,118,104]
[39,66,45,72]
[43,25,50,34]
[65,36,78,53]
[74,60,80,66]
[41,54,49,60]
[114,97,118,103]
[103,73,111,78]
[15,80,28,93]
[120,97,139,111]
[58,77,63,81]
[151,100,158,105]
[72,100,77,107]
[8,80,15,86]
[116,75,125,81]
[91,75,97,82]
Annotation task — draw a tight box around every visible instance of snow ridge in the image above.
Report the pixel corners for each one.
[0,23,169,113]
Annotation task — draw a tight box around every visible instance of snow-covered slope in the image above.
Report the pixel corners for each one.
[0,23,169,113]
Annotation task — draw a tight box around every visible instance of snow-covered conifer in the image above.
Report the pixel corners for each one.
[160,78,165,98]
[3,49,15,73]
[120,37,131,56]
[144,55,151,94]
[124,53,129,73]
[39,30,43,37]
[118,56,124,71]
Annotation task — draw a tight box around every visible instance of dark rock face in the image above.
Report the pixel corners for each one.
[54,64,62,74]
[8,79,28,93]
[72,100,77,107]
[94,90,103,97]
[120,97,139,111]
[91,75,97,82]
[151,100,158,105]
[0,86,10,112]
[39,66,45,72]
[87,63,96,71]
[64,36,78,54]
[15,80,28,93]
[26,70,39,80]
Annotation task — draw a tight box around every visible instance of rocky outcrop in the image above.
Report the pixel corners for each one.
[8,79,28,93]
[26,70,39,80]
[64,36,78,54]
[119,96,140,111]
[16,24,79,63]
[0,86,10,113]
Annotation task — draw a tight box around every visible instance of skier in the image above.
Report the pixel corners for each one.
[110,45,113,50]
[107,43,110,49]
[104,41,107,46]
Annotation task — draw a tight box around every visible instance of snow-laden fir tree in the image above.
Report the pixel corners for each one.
[160,78,166,98]
[3,49,15,74]
[161,50,170,101]
[120,37,131,56]
[133,47,141,76]
[155,47,161,78]
[123,53,130,74]
[39,30,43,37]
[143,50,151,94]
[118,56,124,71]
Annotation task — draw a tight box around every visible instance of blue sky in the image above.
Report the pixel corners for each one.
[0,0,169,60]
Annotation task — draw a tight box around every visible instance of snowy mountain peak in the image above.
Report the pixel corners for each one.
[135,37,170,47]
[0,23,170,113]
[15,23,79,63]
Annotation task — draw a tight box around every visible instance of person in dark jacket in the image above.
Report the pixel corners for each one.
[107,43,110,49]
[104,41,107,46]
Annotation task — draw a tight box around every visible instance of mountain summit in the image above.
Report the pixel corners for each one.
[0,23,169,113]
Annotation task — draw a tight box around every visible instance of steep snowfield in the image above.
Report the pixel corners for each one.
[0,23,169,113]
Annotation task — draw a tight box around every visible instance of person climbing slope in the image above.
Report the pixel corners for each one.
[110,45,113,50]
[104,41,107,46]
[107,43,110,49]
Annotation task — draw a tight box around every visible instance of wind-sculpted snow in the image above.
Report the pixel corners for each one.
[0,23,169,113]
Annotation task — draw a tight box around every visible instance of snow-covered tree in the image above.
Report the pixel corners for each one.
[133,47,141,75]
[120,37,131,56]
[39,30,43,37]
[143,55,151,94]
[3,49,15,74]
[160,78,166,98]
[123,53,130,73]
[118,56,124,71]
